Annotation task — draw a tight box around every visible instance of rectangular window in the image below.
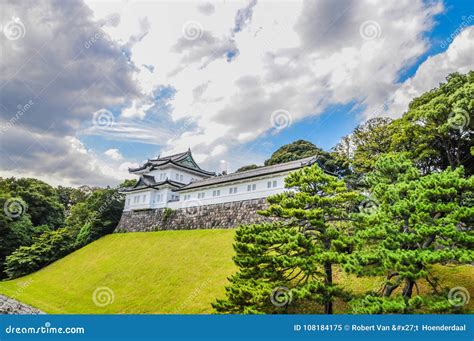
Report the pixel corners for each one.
[198,192,205,199]
[273,180,277,188]
[229,187,237,194]
[142,195,146,203]
[175,173,179,180]
[267,181,272,188]
[252,184,256,191]
[213,190,220,197]
[180,174,184,182]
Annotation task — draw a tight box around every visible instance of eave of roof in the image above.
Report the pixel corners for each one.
[129,150,215,176]
[120,178,186,193]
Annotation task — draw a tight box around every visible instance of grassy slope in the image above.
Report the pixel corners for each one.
[0,229,472,314]
[0,230,236,314]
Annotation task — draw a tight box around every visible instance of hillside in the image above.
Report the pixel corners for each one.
[0,230,236,314]
[0,229,472,314]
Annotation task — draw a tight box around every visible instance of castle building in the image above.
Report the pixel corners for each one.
[122,149,319,212]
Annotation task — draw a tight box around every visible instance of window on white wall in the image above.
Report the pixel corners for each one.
[273,180,277,188]
[247,184,256,191]
[267,181,272,188]
[229,187,238,194]
[213,190,220,197]
[180,175,183,182]
[198,192,205,199]
[142,195,146,203]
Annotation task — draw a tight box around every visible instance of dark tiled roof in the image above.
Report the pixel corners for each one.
[121,176,185,193]
[129,149,215,176]
[176,156,319,191]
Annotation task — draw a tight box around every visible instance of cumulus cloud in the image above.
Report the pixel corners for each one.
[384,26,474,118]
[104,148,123,160]
[0,0,140,186]
[2,0,472,186]
[197,2,215,16]
[82,0,463,174]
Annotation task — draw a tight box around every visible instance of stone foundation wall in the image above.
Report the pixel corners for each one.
[115,198,274,232]
[0,295,45,314]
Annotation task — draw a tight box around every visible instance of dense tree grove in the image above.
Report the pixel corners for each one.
[217,72,473,314]
[0,177,126,279]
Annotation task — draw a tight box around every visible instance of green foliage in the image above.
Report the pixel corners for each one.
[5,228,74,279]
[56,185,91,213]
[214,164,361,314]
[265,140,351,176]
[391,72,473,174]
[334,117,393,175]
[162,207,174,222]
[264,140,321,166]
[66,188,124,243]
[348,153,473,313]
[0,177,65,228]
[236,164,260,172]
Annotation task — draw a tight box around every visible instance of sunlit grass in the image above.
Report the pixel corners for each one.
[0,229,472,314]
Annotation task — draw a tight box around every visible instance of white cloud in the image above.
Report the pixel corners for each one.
[3,0,472,186]
[84,0,447,171]
[104,148,123,160]
[383,26,474,118]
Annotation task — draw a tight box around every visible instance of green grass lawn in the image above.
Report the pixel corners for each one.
[0,229,472,314]
[0,230,236,314]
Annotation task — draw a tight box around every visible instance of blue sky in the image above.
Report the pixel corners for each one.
[1,0,473,186]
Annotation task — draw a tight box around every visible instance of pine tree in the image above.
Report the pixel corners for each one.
[348,153,474,313]
[213,163,361,314]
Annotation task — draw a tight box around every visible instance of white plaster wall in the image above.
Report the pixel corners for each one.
[147,166,206,184]
[124,172,292,211]
[168,173,290,209]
